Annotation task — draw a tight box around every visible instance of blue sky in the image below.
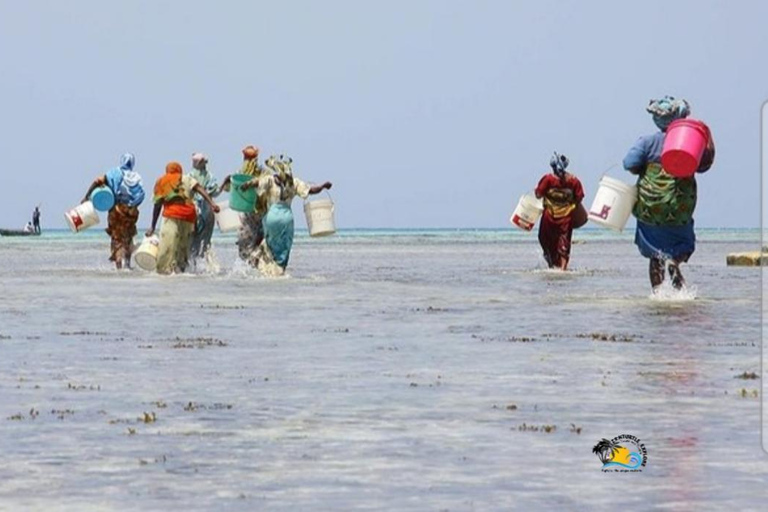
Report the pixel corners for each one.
[0,1,765,228]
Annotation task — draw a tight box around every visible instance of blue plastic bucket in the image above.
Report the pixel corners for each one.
[91,186,115,212]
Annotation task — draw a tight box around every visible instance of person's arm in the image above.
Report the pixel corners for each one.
[574,177,585,204]
[220,175,232,192]
[239,178,259,191]
[308,181,332,195]
[534,175,550,199]
[623,136,649,175]
[145,202,163,237]
[697,131,716,173]
[193,184,221,214]
[82,175,107,203]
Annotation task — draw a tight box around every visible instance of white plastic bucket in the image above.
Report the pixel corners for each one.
[304,196,336,237]
[64,201,100,233]
[587,176,637,231]
[134,235,160,271]
[510,194,543,231]
[215,201,242,233]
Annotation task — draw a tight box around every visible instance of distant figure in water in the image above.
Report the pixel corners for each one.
[534,152,585,270]
[623,96,715,292]
[23,222,34,234]
[32,206,41,234]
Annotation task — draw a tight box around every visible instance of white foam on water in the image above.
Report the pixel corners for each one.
[649,281,698,301]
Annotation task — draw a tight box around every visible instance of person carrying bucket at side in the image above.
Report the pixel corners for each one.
[220,145,268,267]
[81,153,145,269]
[146,162,220,274]
[623,96,715,291]
[188,152,223,262]
[238,155,332,276]
[534,152,585,270]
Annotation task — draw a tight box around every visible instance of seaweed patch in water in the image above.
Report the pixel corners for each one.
[734,371,759,380]
[183,402,233,412]
[59,331,108,336]
[67,383,101,391]
[515,423,557,433]
[170,337,228,349]
[471,334,539,343]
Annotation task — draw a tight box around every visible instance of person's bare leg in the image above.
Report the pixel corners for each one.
[668,260,685,289]
[559,257,569,271]
[650,257,664,290]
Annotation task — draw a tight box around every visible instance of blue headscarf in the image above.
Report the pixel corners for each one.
[646,96,690,131]
[550,152,569,178]
[106,153,145,207]
[120,152,135,171]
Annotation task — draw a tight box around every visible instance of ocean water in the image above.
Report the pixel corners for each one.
[0,227,764,511]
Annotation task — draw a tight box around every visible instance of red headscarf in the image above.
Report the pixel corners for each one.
[242,145,259,160]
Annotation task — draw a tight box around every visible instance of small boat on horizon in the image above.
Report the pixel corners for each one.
[0,228,41,237]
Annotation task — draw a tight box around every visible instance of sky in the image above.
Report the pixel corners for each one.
[0,0,766,229]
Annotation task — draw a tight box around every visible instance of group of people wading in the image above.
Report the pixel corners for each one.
[533,95,715,292]
[77,95,714,291]
[81,146,332,276]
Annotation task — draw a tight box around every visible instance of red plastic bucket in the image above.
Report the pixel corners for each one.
[661,119,710,178]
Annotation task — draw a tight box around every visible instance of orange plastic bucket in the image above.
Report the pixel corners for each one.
[661,119,710,178]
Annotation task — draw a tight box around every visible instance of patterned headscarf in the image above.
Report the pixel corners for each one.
[266,155,295,200]
[646,96,690,131]
[550,152,569,178]
[120,153,135,171]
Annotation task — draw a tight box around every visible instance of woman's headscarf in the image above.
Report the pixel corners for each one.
[266,155,295,200]
[646,96,690,131]
[550,152,569,178]
[242,145,259,160]
[120,153,135,171]
[154,161,183,200]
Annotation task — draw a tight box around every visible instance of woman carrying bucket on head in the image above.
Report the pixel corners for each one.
[623,96,715,291]
[221,145,268,267]
[146,162,220,274]
[188,152,223,262]
[534,152,585,270]
[81,153,145,269]
[238,155,332,276]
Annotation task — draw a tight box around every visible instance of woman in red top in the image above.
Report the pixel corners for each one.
[146,162,220,274]
[534,153,585,270]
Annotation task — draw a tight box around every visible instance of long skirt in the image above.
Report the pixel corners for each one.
[538,213,574,268]
[106,204,139,264]
[635,220,695,262]
[237,212,264,268]
[254,203,294,276]
[156,217,194,274]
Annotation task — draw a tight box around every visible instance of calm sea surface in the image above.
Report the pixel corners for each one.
[0,228,765,511]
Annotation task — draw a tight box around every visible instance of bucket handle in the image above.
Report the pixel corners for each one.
[305,189,333,204]
[599,162,620,179]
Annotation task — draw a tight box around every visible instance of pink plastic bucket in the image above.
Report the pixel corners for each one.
[661,119,710,178]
